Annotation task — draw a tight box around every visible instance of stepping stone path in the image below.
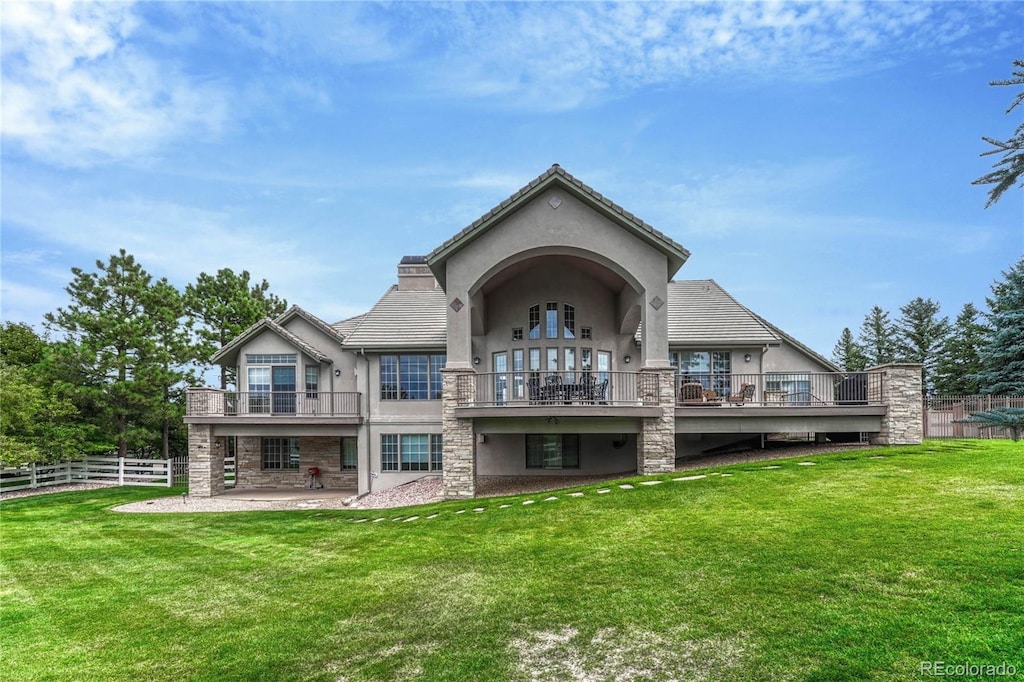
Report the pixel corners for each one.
[455,509,466,514]
[427,514,439,519]
[569,492,584,497]
[619,484,634,490]
[674,475,706,481]
[523,500,535,505]
[640,480,662,486]
[544,496,558,502]
[353,518,368,523]
[763,465,781,469]
[597,489,610,494]
[373,518,385,523]
[473,508,485,513]
[797,462,816,466]
[404,516,419,522]
[720,474,733,477]
[870,456,886,459]
[500,504,511,509]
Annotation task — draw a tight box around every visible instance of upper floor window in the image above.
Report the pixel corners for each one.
[246,353,296,364]
[528,302,578,341]
[380,354,446,400]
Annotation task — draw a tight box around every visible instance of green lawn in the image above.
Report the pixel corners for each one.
[2,440,1022,681]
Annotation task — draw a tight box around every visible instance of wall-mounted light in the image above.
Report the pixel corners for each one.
[334,369,342,377]
[473,356,481,365]
[744,353,752,363]
[624,355,631,364]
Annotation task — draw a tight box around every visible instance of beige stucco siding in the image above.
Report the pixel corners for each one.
[442,189,671,369]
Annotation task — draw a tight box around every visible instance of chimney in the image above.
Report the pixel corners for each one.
[397,256,437,290]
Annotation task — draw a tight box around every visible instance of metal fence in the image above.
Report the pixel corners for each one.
[924,394,1024,439]
[186,389,361,417]
[460,371,642,407]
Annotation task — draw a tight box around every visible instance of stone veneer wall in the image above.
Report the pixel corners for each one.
[868,363,924,445]
[441,367,476,499]
[637,368,676,475]
[235,436,358,489]
[188,423,224,498]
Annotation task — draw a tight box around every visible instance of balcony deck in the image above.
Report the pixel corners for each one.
[184,388,362,425]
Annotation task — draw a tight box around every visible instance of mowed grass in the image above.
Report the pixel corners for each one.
[2,441,1022,681]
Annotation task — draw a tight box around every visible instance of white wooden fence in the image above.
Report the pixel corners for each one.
[1,456,184,493]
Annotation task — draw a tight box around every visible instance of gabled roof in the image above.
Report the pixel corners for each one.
[426,164,690,288]
[276,305,348,344]
[341,286,447,350]
[210,317,334,366]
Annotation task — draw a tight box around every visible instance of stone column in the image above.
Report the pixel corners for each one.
[188,423,225,497]
[441,367,476,499]
[637,368,676,475]
[868,363,924,446]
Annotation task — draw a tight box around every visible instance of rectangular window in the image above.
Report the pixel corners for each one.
[248,366,270,414]
[512,327,523,341]
[341,436,358,470]
[529,348,541,371]
[305,366,319,394]
[381,434,399,472]
[512,349,525,399]
[401,434,430,471]
[580,348,593,371]
[526,434,580,469]
[380,354,446,400]
[262,437,300,469]
[564,347,576,382]
[380,355,398,400]
[430,354,446,399]
[430,434,443,471]
[545,302,558,339]
[674,350,732,394]
[246,354,297,364]
[580,327,592,340]
[547,348,559,372]
[529,305,541,340]
[382,434,443,472]
[766,373,811,405]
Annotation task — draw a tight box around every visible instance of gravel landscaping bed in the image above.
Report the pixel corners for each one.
[0,482,118,501]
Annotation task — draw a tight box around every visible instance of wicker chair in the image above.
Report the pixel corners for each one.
[726,383,756,405]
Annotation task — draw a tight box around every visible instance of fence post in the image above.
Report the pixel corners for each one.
[118,457,124,485]
[165,458,173,487]
[29,462,37,489]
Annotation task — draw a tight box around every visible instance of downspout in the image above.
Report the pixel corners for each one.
[360,348,373,495]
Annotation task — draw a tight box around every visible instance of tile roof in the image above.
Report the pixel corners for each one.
[666,280,779,345]
[341,286,447,349]
[332,313,367,338]
[426,164,690,286]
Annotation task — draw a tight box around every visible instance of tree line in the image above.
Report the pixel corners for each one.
[831,256,1024,397]
[1,250,287,466]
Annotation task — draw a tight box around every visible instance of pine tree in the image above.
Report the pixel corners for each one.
[832,327,867,371]
[933,303,987,395]
[973,59,1024,207]
[977,256,1024,394]
[44,250,166,457]
[185,269,287,389]
[143,278,195,458]
[857,306,896,367]
[895,297,951,394]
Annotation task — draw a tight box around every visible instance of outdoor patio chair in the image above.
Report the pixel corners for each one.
[726,383,756,405]
[680,382,705,404]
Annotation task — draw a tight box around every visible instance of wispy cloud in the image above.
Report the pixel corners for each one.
[1,1,228,167]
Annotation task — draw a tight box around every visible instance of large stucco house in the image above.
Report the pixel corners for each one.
[186,165,923,499]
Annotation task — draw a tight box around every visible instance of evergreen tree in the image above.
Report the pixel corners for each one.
[185,269,287,389]
[857,306,896,367]
[895,297,950,394]
[977,256,1024,394]
[142,278,195,457]
[973,59,1024,207]
[0,324,88,465]
[832,327,867,371]
[44,250,168,457]
[933,303,987,395]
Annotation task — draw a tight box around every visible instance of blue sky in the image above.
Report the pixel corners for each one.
[2,1,1022,360]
